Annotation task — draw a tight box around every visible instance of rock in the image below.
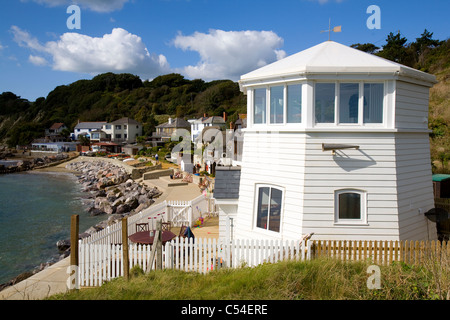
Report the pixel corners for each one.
[88,207,105,216]
[56,239,71,252]
[116,203,131,215]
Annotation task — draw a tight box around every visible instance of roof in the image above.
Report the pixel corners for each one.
[240,41,437,85]
[75,122,107,130]
[432,174,450,182]
[111,117,141,125]
[49,123,66,130]
[202,116,226,124]
[156,118,191,129]
[213,166,241,200]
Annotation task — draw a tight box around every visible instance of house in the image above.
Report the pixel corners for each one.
[73,122,107,141]
[90,129,108,142]
[153,117,191,144]
[45,123,68,142]
[91,142,122,154]
[190,114,227,143]
[108,117,143,144]
[215,40,439,242]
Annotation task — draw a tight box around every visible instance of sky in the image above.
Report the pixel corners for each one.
[0,0,449,102]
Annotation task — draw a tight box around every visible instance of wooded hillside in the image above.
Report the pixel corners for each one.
[0,30,448,172]
[0,73,246,147]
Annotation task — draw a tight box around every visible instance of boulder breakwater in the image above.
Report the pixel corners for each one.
[55,160,162,252]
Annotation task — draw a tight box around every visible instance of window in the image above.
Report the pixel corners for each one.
[364,83,384,123]
[105,125,111,130]
[335,189,367,224]
[339,83,359,124]
[287,84,302,123]
[115,125,121,130]
[115,134,122,139]
[315,83,335,123]
[270,86,284,124]
[254,88,266,124]
[256,186,283,232]
[315,82,385,126]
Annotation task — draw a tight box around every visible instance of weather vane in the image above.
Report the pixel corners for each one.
[321,18,342,41]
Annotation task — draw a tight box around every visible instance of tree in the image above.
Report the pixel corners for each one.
[416,29,440,52]
[378,32,408,63]
[351,43,380,54]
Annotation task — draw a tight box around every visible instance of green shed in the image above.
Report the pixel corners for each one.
[433,174,450,198]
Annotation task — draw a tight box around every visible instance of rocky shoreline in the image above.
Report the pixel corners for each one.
[0,153,72,174]
[56,159,162,251]
[0,157,163,292]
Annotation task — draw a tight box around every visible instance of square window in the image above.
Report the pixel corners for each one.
[287,84,302,123]
[315,83,335,123]
[339,192,361,219]
[335,190,367,224]
[270,86,284,124]
[339,83,359,124]
[256,186,282,233]
[254,88,266,124]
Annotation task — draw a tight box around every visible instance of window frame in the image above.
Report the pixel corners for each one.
[252,82,304,127]
[334,189,368,225]
[314,81,386,127]
[254,184,284,234]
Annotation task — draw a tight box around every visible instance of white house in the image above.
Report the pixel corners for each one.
[215,41,438,242]
[190,115,227,143]
[73,122,107,140]
[108,117,143,144]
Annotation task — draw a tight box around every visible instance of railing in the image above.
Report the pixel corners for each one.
[80,194,209,245]
[77,237,450,288]
[310,239,450,265]
[78,238,311,287]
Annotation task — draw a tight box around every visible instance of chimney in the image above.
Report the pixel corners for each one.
[168,118,173,124]
[223,112,227,121]
[204,113,206,118]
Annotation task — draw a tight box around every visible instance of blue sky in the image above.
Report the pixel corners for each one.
[0,0,449,101]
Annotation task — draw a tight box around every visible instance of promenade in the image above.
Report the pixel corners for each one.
[0,157,218,300]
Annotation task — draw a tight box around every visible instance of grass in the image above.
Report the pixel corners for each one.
[48,257,450,300]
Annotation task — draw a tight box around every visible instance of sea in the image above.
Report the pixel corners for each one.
[0,169,105,285]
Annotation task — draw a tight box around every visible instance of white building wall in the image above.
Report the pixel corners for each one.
[395,133,437,240]
[302,132,401,240]
[235,131,307,241]
[395,81,431,131]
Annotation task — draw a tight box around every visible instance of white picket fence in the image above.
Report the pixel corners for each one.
[80,194,208,246]
[78,238,311,287]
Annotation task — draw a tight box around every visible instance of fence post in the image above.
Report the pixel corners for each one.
[122,217,129,280]
[156,220,163,270]
[69,215,79,290]
[70,215,79,268]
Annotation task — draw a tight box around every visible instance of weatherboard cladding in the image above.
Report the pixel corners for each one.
[213,166,241,200]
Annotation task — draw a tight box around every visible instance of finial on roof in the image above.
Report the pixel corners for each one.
[321,18,341,41]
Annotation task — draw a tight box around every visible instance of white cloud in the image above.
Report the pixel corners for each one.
[20,0,129,12]
[11,26,170,78]
[29,54,48,66]
[10,25,46,51]
[173,29,286,81]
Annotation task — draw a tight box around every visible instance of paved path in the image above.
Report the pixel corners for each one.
[0,257,71,300]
